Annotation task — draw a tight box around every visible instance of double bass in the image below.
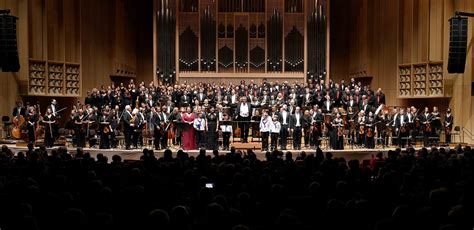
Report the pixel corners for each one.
[11,114,25,139]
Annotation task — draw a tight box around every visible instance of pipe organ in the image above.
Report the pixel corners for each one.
[154,0,327,84]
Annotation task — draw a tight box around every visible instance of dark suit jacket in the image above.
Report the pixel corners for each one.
[289,113,304,129]
[12,107,26,117]
[122,111,132,128]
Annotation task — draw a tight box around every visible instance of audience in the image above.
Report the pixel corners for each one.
[0,144,472,230]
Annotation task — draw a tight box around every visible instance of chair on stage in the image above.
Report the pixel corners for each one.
[2,116,12,139]
[319,134,329,150]
[452,126,461,143]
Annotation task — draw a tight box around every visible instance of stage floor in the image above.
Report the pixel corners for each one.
[3,141,418,163]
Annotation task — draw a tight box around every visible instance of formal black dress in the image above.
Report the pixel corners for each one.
[206,112,218,150]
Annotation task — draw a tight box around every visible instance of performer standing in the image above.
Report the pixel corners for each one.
[332,113,344,150]
[74,109,86,148]
[420,107,432,147]
[26,106,38,144]
[444,108,453,144]
[160,105,170,149]
[365,111,375,149]
[42,108,56,148]
[194,112,206,149]
[311,108,324,148]
[206,107,218,150]
[182,107,196,150]
[236,97,253,143]
[396,109,408,148]
[279,105,290,150]
[290,107,303,150]
[303,110,312,148]
[168,107,180,146]
[431,106,441,145]
[12,101,26,117]
[259,111,271,151]
[122,105,133,150]
[99,110,112,149]
[151,107,162,150]
[270,115,281,151]
[357,111,366,147]
[219,113,232,151]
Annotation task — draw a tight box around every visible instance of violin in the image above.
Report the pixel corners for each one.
[337,125,343,137]
[400,124,407,134]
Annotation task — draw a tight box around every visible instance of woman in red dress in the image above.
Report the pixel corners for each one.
[181,107,196,150]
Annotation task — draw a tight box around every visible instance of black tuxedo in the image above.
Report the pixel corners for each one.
[122,111,133,149]
[302,93,313,106]
[322,101,332,113]
[278,110,291,149]
[360,103,371,114]
[180,94,192,107]
[12,107,26,117]
[290,112,303,149]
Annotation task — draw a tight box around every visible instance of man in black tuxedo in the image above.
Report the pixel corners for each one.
[360,98,371,114]
[322,95,332,113]
[395,109,408,147]
[12,101,26,117]
[278,105,291,150]
[121,105,133,150]
[180,90,192,107]
[290,107,303,150]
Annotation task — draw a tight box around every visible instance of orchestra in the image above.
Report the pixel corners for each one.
[7,79,458,151]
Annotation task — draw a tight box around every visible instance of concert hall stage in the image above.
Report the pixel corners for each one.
[4,141,426,163]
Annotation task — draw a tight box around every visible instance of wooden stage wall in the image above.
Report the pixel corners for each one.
[1,0,474,143]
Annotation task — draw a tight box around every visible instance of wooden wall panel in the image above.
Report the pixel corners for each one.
[401,0,413,63]
[80,0,114,92]
[28,0,45,60]
[46,0,64,61]
[429,0,443,61]
[64,0,81,63]
[136,0,154,84]
[113,0,137,74]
